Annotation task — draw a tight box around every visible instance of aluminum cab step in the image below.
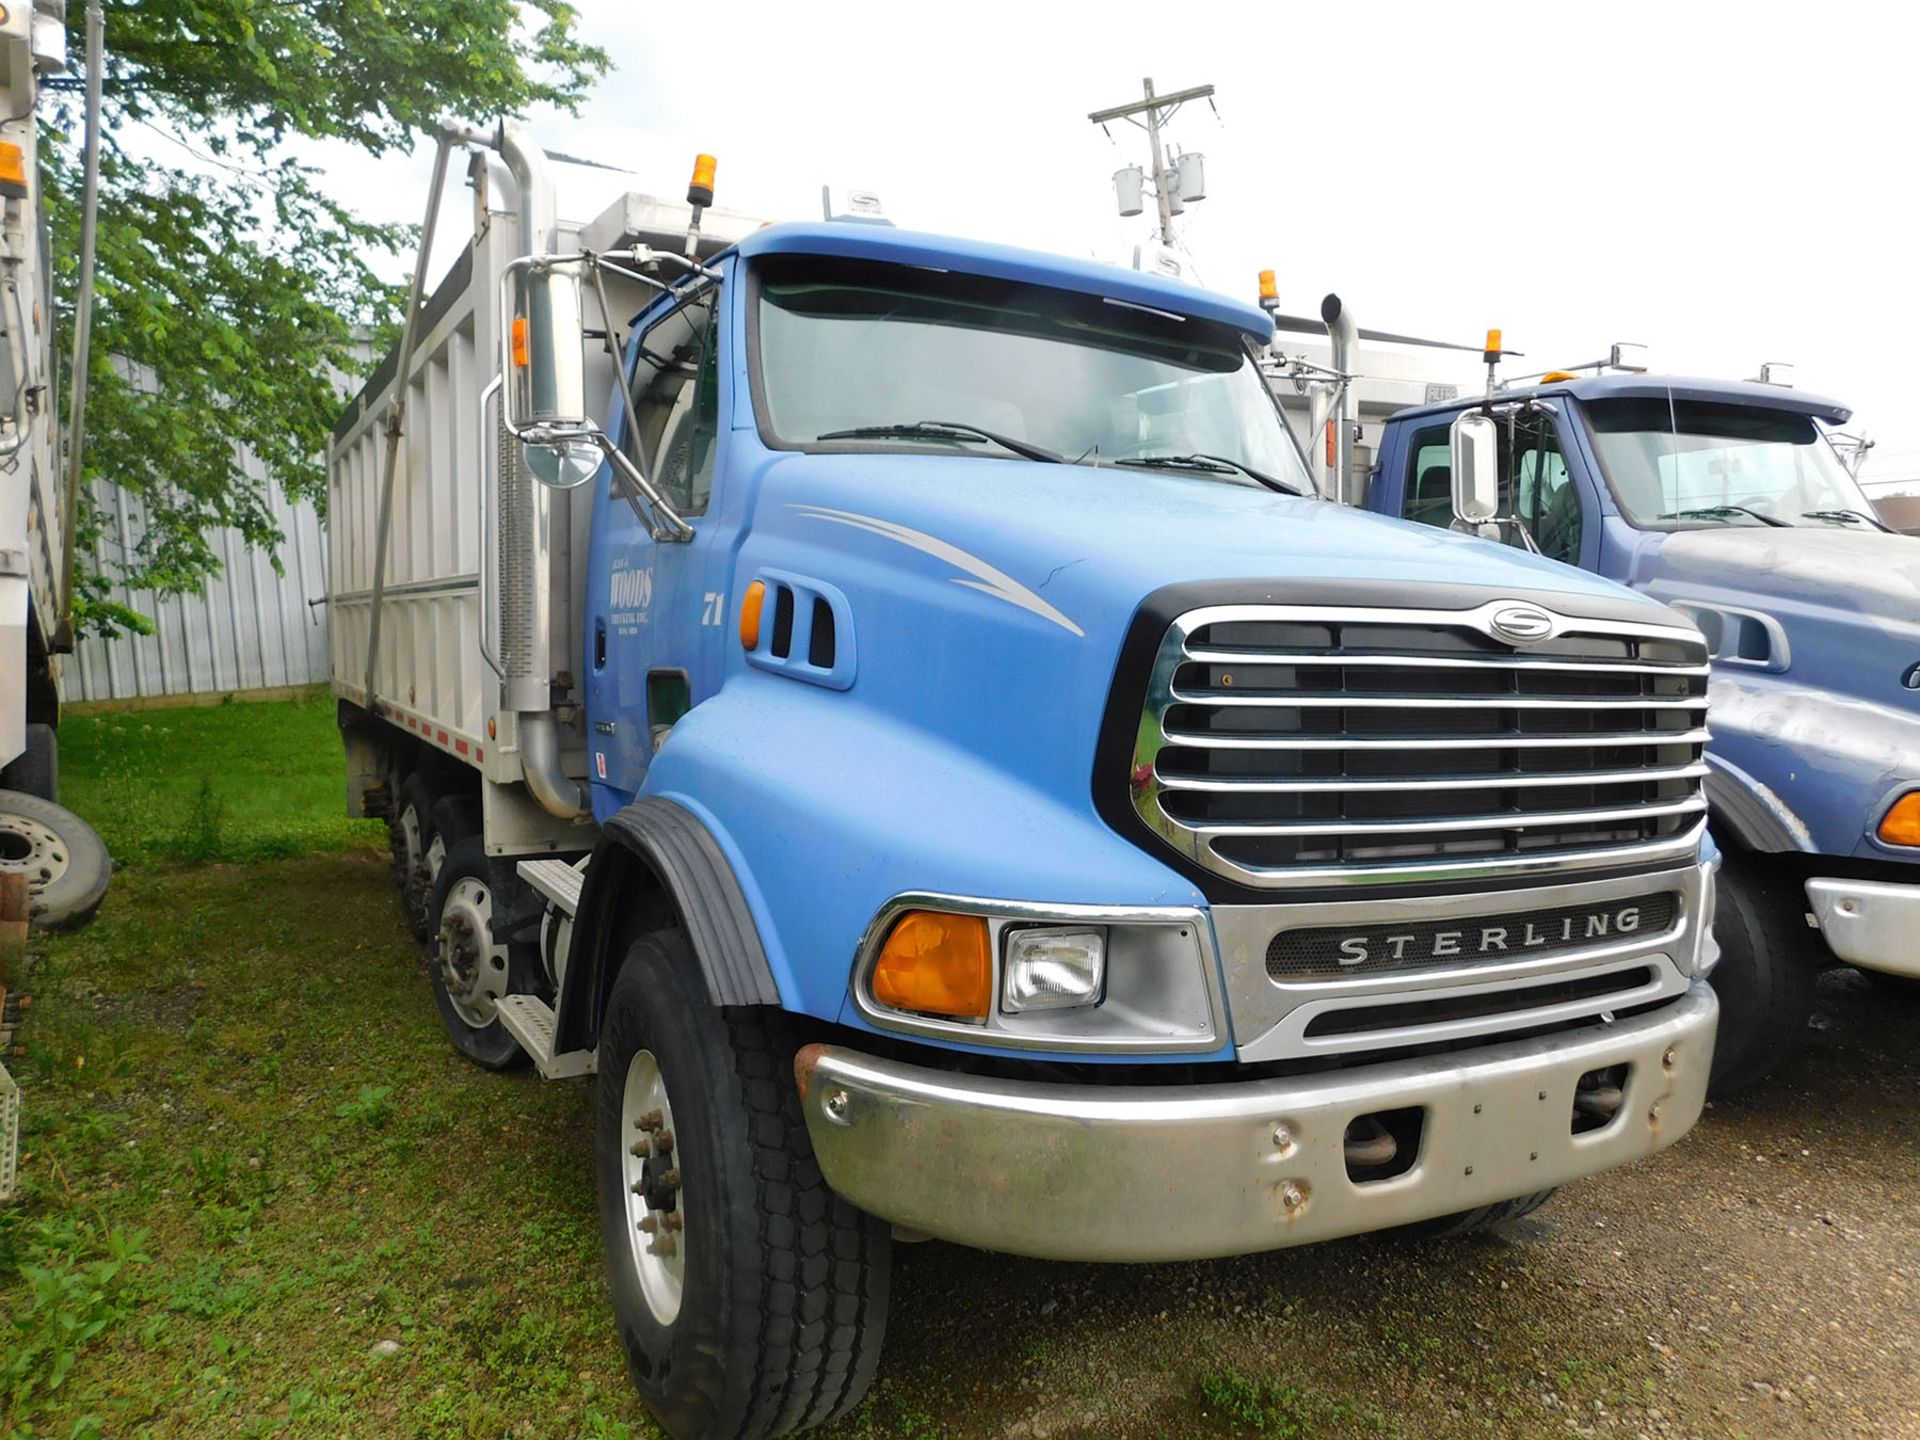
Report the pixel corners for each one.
[495,994,596,1079]
[518,857,586,917]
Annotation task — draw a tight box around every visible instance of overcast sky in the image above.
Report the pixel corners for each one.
[310,0,1920,483]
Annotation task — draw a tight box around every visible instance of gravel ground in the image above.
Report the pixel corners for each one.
[832,966,1920,1440]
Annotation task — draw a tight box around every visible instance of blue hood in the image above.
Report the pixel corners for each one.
[759,451,1651,622]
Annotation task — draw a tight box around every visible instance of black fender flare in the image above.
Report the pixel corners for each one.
[554,796,781,1051]
[1704,763,1808,855]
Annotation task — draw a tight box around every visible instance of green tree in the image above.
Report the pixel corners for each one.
[44,1,608,634]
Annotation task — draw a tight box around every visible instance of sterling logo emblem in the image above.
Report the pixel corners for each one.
[1488,603,1555,646]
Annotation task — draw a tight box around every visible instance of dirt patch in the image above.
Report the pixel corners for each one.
[836,968,1920,1439]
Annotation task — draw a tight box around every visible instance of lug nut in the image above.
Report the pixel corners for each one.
[638,1214,657,1233]
[655,1129,674,1154]
[663,1168,681,1190]
[662,1211,683,1231]
[648,1234,678,1258]
[631,1138,653,1158]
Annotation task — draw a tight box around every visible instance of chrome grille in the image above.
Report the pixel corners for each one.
[1130,601,1710,888]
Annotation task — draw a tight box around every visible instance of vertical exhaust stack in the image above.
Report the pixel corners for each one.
[1321,294,1359,506]
[494,120,586,820]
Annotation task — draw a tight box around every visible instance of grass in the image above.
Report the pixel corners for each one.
[3,693,653,1438]
[3,854,652,1439]
[57,689,384,866]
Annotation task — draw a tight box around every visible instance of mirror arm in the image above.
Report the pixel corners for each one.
[593,434,695,543]
[583,254,697,544]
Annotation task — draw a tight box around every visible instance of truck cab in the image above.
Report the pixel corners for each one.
[333,131,1721,1440]
[1370,374,1920,1088]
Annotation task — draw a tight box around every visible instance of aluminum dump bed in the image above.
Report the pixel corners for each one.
[326,150,758,850]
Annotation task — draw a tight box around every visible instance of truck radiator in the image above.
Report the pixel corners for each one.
[1129,602,1710,889]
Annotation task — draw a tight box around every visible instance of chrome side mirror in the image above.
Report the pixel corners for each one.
[514,258,587,429]
[500,255,599,490]
[493,250,697,539]
[1449,411,1500,525]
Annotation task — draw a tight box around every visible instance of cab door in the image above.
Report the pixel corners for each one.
[584,269,731,817]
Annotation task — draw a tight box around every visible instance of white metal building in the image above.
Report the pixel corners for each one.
[60,473,331,705]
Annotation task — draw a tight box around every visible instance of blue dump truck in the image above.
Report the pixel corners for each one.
[330,127,1721,1440]
[1365,364,1919,1091]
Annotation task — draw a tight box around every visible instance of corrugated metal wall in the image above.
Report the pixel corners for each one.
[61,472,332,704]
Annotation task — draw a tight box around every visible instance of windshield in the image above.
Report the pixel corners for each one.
[752,253,1310,492]
[1587,397,1878,529]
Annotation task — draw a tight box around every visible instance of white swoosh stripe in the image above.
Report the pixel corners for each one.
[789,504,1085,637]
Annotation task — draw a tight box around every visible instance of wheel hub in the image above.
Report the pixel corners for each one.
[620,1049,685,1325]
[438,877,507,1028]
[0,811,71,899]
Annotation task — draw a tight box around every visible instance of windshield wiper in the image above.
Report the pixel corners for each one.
[1118,452,1303,495]
[816,420,1061,464]
[1802,508,1890,531]
[1657,505,1789,529]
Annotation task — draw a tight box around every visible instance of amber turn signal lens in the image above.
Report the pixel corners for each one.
[1878,792,1920,847]
[0,142,25,199]
[510,315,529,368]
[871,911,991,1020]
[739,579,766,651]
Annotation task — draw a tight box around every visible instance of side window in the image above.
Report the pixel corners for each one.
[1401,425,1453,528]
[626,290,721,515]
[1511,418,1581,565]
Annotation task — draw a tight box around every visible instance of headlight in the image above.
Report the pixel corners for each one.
[854,896,1221,1053]
[1002,927,1105,1012]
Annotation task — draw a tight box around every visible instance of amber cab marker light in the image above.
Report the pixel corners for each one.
[1879,792,1920,847]
[871,911,991,1020]
[687,153,718,209]
[0,142,26,200]
[510,315,530,368]
[738,579,766,651]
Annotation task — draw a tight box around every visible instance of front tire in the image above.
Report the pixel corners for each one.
[596,933,890,1440]
[1708,854,1817,1095]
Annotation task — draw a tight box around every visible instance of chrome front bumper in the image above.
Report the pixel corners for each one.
[1807,878,1920,977]
[796,984,1717,1263]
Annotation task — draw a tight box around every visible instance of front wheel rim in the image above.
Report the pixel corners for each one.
[619,1048,686,1326]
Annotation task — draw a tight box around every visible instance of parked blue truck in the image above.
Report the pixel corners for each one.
[330,126,1723,1440]
[1364,366,1918,1090]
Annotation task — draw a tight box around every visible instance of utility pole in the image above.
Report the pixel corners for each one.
[1089,77,1215,248]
